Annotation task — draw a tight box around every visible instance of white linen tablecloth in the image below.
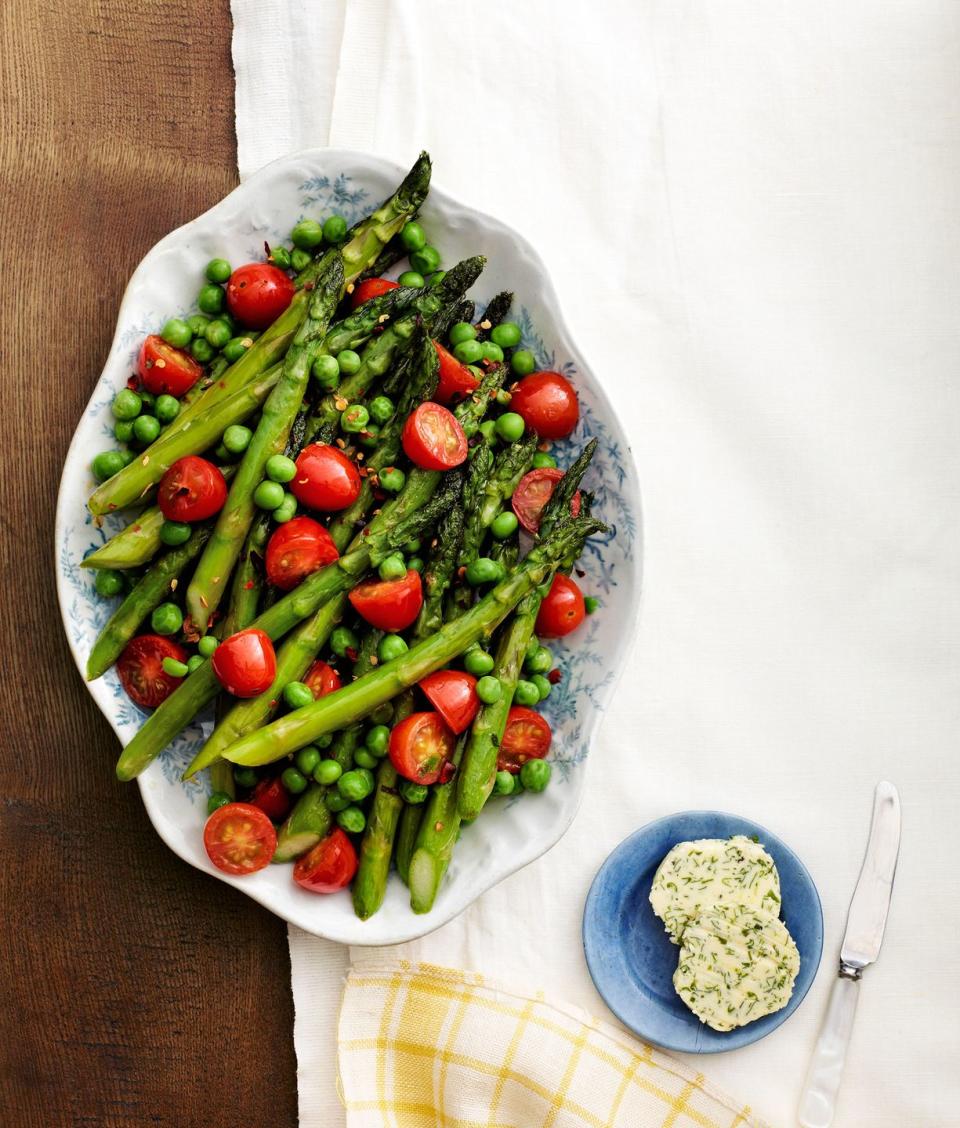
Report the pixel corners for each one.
[233,2,960,1124]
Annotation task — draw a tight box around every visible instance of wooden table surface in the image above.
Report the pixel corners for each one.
[0,3,299,1124]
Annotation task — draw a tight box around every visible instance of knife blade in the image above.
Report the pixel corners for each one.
[798,781,901,1128]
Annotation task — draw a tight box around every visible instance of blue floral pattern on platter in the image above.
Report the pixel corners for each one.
[54,150,642,945]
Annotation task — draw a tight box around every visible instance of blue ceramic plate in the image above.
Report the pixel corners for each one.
[582,811,823,1053]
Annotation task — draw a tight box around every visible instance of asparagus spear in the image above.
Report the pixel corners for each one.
[81,506,165,570]
[474,291,514,341]
[218,514,269,640]
[186,252,344,632]
[408,737,466,914]
[85,527,212,680]
[394,804,423,886]
[477,434,538,530]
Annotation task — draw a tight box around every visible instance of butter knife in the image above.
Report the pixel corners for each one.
[798,780,901,1127]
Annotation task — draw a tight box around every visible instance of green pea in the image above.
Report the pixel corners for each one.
[525,645,553,675]
[159,520,192,547]
[296,746,321,776]
[222,424,252,454]
[365,725,390,757]
[322,215,348,244]
[490,511,519,540]
[427,270,446,288]
[453,339,483,365]
[253,480,285,509]
[314,759,342,785]
[161,657,189,678]
[266,454,297,483]
[197,283,225,315]
[531,674,552,701]
[315,733,333,749]
[493,770,516,795]
[368,395,395,425]
[353,748,379,770]
[476,675,503,704]
[495,412,525,443]
[187,313,211,336]
[281,767,308,794]
[378,466,405,494]
[114,420,135,444]
[207,791,231,814]
[312,353,340,390]
[233,767,258,788]
[358,424,381,450]
[398,779,428,804]
[495,389,513,407]
[91,450,125,482]
[219,313,238,335]
[290,248,312,273]
[138,391,157,415]
[331,626,358,657]
[400,221,427,252]
[94,569,124,598]
[410,245,441,275]
[337,768,375,802]
[283,681,314,710]
[291,219,324,249]
[119,450,136,467]
[378,633,408,662]
[155,394,180,424]
[478,420,498,445]
[337,807,366,834]
[403,538,422,554]
[337,349,362,375]
[187,655,205,674]
[190,337,215,363]
[341,404,369,433]
[198,635,219,658]
[325,790,351,812]
[449,322,477,346]
[585,596,600,614]
[465,558,505,586]
[112,388,142,420]
[204,319,232,349]
[269,246,292,270]
[370,702,394,726]
[520,759,551,792]
[272,494,297,523]
[151,602,183,635]
[397,270,424,288]
[491,322,522,348]
[481,341,504,363]
[133,414,161,444]
[531,452,557,470]
[511,349,536,376]
[223,336,253,363]
[464,648,495,676]
[161,317,192,348]
[205,258,232,283]
[407,556,424,573]
[378,553,407,582]
[514,679,541,707]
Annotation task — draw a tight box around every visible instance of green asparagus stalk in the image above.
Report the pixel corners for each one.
[414,501,465,637]
[186,251,344,632]
[85,527,212,680]
[394,804,423,886]
[408,737,466,914]
[273,785,332,863]
[477,434,538,530]
[218,514,269,640]
[474,291,514,340]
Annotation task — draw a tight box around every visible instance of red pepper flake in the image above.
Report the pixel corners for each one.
[126,375,139,390]
[345,647,358,663]
[547,668,563,685]
[537,441,551,453]
[304,281,315,291]
[369,656,379,667]
[132,524,141,533]
[346,282,355,295]
[434,821,444,833]
[141,455,150,466]
[575,567,586,578]
[456,566,466,579]
[244,580,255,590]
[334,397,348,411]
[336,438,347,450]
[479,319,492,330]
[170,579,178,591]
[439,760,456,784]
[269,699,278,709]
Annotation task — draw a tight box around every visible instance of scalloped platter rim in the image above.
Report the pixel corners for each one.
[55,148,643,945]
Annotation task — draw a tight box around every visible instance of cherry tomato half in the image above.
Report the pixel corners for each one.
[265,516,339,591]
[418,670,479,734]
[389,711,456,785]
[226,263,296,329]
[511,468,582,535]
[349,569,423,632]
[433,341,479,405]
[212,628,277,697]
[291,443,362,512]
[249,777,292,823]
[535,573,586,638]
[509,371,579,440]
[157,456,228,523]
[303,659,342,700]
[402,402,468,470]
[293,828,358,892]
[496,707,552,774]
[204,802,277,875]
[117,635,188,709]
[350,277,399,309]
[137,334,203,397]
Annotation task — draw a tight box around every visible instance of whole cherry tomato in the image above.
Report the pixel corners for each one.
[418,670,479,734]
[249,777,292,822]
[291,443,362,512]
[137,334,203,397]
[226,263,296,329]
[433,341,479,404]
[117,635,188,709]
[265,516,339,591]
[509,371,579,440]
[389,711,456,785]
[157,456,228,523]
[511,468,581,535]
[349,569,423,632]
[303,659,342,699]
[204,802,277,875]
[401,402,468,470]
[496,707,552,774]
[293,828,358,892]
[212,628,277,697]
[535,573,586,638]
[350,278,399,309]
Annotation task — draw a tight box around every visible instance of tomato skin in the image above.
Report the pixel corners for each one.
[389,711,457,785]
[249,777,292,822]
[293,828,358,892]
[117,635,189,709]
[157,456,228,523]
[402,402,468,470]
[212,628,277,697]
[349,569,423,632]
[351,278,399,309]
[291,444,362,512]
[226,263,296,329]
[496,707,553,774]
[433,341,479,404]
[303,659,342,699]
[137,335,203,397]
[511,468,582,535]
[509,371,579,440]
[418,670,479,734]
[204,802,277,875]
[535,574,586,638]
[265,516,339,591]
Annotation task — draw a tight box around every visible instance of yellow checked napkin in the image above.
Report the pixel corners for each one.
[337,962,766,1128]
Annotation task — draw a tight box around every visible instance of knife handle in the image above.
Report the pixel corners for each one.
[798,971,860,1128]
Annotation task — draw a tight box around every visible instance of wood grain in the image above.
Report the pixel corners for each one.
[0,3,299,1124]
